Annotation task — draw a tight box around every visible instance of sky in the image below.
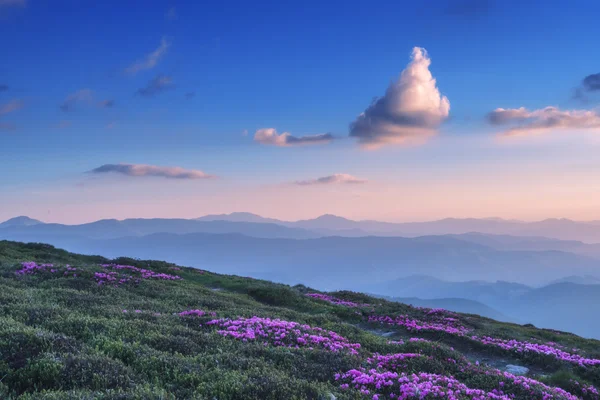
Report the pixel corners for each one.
[1,0,600,224]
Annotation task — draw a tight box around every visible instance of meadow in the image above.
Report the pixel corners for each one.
[1,240,599,399]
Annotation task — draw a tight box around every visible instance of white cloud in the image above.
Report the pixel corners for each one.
[124,37,170,75]
[254,128,333,147]
[295,173,367,186]
[60,89,93,112]
[350,47,450,149]
[487,106,600,137]
[89,163,215,180]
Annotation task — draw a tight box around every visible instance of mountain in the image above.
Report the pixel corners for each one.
[195,212,283,225]
[0,216,44,228]
[0,218,318,240]
[8,231,598,289]
[380,296,514,322]
[191,212,600,242]
[1,240,599,399]
[366,275,600,339]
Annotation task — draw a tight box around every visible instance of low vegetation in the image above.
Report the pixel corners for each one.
[1,240,599,399]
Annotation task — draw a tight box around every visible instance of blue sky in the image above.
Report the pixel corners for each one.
[2,0,600,223]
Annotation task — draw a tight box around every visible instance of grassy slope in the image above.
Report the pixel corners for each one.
[0,240,599,399]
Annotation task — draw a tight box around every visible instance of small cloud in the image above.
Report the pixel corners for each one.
[53,120,72,129]
[60,89,93,112]
[295,173,367,186]
[98,99,115,108]
[89,163,215,180]
[124,37,170,75]
[242,129,248,136]
[487,106,600,137]
[573,73,600,103]
[349,47,450,149]
[0,98,23,116]
[165,7,177,21]
[0,122,16,131]
[137,75,173,97]
[106,121,116,129]
[0,0,27,7]
[254,128,333,147]
[185,91,195,99]
[0,84,8,92]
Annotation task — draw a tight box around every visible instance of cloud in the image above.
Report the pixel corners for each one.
[60,89,93,112]
[0,0,26,7]
[53,120,72,129]
[254,128,333,147]
[98,99,115,108]
[0,99,23,116]
[349,47,450,149]
[0,84,8,92]
[89,163,215,180]
[487,106,600,137]
[185,91,195,99]
[137,75,173,97]
[295,173,367,186]
[124,37,170,75]
[0,122,16,131]
[573,73,600,102]
[166,7,177,21]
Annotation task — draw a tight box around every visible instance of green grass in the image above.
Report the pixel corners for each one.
[0,240,599,399]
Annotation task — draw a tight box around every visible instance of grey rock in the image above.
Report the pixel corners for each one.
[505,364,529,375]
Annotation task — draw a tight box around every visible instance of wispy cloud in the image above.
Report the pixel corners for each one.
[254,128,333,147]
[487,106,600,137]
[0,0,27,8]
[89,163,215,180]
[295,173,367,186]
[0,122,16,131]
[165,7,177,21]
[53,120,72,129]
[137,75,173,97]
[60,89,93,112]
[0,84,8,92]
[124,37,170,75]
[185,91,195,99]
[98,99,115,108]
[0,99,23,116]
[349,47,450,149]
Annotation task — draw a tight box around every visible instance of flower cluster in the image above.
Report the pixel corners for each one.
[63,265,78,277]
[369,314,471,336]
[15,261,57,275]
[100,264,181,280]
[472,336,600,367]
[306,293,370,308]
[206,316,361,355]
[337,369,512,399]
[178,309,217,317]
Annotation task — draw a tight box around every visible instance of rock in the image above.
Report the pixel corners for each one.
[505,364,529,375]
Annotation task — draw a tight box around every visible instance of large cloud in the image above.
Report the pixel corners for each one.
[89,163,214,180]
[295,173,367,186]
[350,47,450,149]
[60,89,93,112]
[254,128,333,147]
[137,75,173,97]
[487,106,600,137]
[124,37,170,75]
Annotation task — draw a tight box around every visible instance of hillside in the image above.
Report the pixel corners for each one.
[1,241,599,399]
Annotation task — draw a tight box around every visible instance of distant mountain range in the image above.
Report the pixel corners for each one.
[366,275,600,339]
[2,212,600,339]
